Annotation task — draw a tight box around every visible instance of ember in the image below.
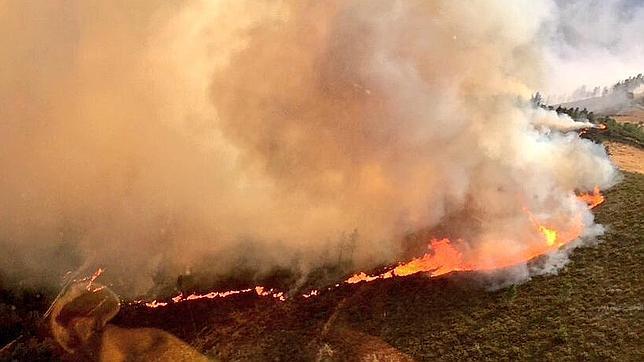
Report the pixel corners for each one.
[127,187,605,308]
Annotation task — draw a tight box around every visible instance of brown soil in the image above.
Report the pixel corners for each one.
[612,109,644,126]
[604,141,644,174]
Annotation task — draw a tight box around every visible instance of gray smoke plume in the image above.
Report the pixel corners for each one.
[0,1,619,295]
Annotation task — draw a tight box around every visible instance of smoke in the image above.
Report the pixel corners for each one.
[542,0,644,97]
[528,107,594,132]
[0,1,618,295]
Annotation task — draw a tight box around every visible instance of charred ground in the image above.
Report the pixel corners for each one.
[1,159,643,361]
[122,172,644,361]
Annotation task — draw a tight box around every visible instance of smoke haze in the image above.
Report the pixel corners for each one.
[0,1,620,295]
[542,0,644,97]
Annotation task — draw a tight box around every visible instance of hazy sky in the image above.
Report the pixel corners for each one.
[543,0,644,94]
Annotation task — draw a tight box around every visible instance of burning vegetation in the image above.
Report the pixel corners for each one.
[2,0,641,360]
[128,186,605,309]
[0,0,619,299]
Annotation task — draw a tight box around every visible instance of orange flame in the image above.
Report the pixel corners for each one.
[75,267,105,293]
[393,239,465,277]
[579,123,607,136]
[128,187,605,308]
[577,186,605,209]
[345,187,604,284]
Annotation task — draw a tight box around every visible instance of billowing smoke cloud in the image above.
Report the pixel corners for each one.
[0,1,618,295]
[528,108,594,132]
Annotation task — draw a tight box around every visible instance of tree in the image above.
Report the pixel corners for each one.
[530,92,543,107]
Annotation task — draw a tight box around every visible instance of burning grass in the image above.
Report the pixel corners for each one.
[122,187,603,311]
[582,115,644,148]
[1,174,641,361]
[145,172,643,361]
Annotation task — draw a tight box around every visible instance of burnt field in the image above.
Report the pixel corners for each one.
[119,172,644,361]
[1,170,642,361]
[3,1,644,360]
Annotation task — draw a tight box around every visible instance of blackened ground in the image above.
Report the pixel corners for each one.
[1,173,642,361]
[114,171,644,361]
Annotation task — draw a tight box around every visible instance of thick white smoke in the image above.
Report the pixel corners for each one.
[0,1,618,295]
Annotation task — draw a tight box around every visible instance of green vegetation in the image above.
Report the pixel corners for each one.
[329,171,642,361]
[589,117,644,148]
[136,172,644,360]
[553,105,596,123]
[1,157,642,361]
[550,104,644,148]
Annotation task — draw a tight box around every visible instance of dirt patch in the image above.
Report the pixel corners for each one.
[612,109,644,126]
[604,141,644,174]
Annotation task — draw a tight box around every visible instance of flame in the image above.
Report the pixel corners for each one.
[393,239,465,277]
[345,188,603,284]
[72,267,105,293]
[539,225,557,246]
[579,122,607,136]
[577,186,605,209]
[145,300,168,308]
[302,290,319,298]
[127,187,605,308]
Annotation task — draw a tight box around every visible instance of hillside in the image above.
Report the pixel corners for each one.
[2,146,642,361]
[557,74,644,114]
[558,93,644,115]
[118,172,644,361]
[613,109,644,126]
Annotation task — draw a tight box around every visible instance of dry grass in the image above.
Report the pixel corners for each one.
[116,172,642,361]
[612,109,644,126]
[605,141,644,174]
[3,172,641,361]
[2,153,643,362]
[327,171,643,361]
